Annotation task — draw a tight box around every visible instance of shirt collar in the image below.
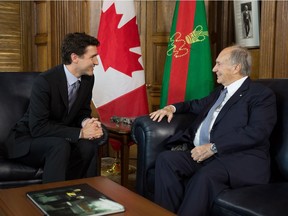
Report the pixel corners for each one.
[63,64,81,87]
[225,76,248,96]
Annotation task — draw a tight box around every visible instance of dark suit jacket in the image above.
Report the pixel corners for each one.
[172,78,277,188]
[5,64,95,159]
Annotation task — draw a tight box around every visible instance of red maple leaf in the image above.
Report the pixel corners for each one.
[97,3,143,77]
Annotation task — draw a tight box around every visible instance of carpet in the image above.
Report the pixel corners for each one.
[101,157,136,191]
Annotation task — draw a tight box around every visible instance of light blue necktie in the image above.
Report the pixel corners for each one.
[68,80,80,112]
[199,88,227,145]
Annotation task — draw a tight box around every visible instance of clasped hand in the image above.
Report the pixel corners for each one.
[191,144,214,163]
[81,118,103,140]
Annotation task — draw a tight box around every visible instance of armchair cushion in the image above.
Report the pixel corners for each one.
[0,72,43,188]
[212,183,288,216]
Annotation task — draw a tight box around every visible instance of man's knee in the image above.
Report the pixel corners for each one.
[156,151,173,166]
[46,138,71,157]
[77,140,98,158]
[191,162,228,186]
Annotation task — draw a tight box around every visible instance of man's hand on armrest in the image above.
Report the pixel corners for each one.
[149,105,175,123]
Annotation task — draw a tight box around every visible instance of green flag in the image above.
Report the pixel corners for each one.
[160,0,214,108]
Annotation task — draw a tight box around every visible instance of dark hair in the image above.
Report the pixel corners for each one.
[61,32,100,64]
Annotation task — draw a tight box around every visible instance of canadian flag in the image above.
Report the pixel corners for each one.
[92,0,149,122]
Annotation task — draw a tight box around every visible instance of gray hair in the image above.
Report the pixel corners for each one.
[229,45,252,76]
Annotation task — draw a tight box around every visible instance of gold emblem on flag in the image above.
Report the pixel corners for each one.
[185,25,208,44]
[167,32,188,58]
[167,25,208,58]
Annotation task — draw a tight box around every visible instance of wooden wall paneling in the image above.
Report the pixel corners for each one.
[0,1,33,72]
[0,2,21,72]
[20,1,33,71]
[146,0,175,111]
[245,0,260,79]
[207,0,219,64]
[88,0,102,37]
[273,1,288,77]
[33,1,89,72]
[259,0,276,78]
[50,1,65,67]
[249,49,260,79]
[208,1,235,63]
[50,1,89,67]
[207,0,237,83]
[82,0,90,34]
[33,1,50,71]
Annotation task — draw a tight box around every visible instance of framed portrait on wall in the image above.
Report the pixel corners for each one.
[233,0,260,48]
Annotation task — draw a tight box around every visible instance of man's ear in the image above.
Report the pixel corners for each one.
[71,53,78,63]
[234,64,242,74]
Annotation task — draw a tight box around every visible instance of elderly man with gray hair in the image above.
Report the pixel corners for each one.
[150,45,277,216]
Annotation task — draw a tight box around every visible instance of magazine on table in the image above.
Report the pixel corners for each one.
[26,183,125,216]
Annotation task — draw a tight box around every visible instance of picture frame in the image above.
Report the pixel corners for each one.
[233,0,260,48]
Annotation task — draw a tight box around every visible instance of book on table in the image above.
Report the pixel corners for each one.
[26,183,125,216]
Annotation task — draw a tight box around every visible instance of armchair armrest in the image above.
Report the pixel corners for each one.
[131,113,195,197]
[98,124,109,146]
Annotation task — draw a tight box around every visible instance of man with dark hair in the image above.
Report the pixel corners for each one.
[150,45,277,215]
[5,32,104,183]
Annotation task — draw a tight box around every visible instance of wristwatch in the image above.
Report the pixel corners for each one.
[210,143,218,154]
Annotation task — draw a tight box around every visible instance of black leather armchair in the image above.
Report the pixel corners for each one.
[0,72,108,189]
[132,79,288,216]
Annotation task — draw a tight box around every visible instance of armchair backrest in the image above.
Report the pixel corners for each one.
[255,79,288,181]
[0,72,40,156]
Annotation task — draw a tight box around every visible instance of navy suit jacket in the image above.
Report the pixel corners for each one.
[5,64,95,158]
[172,78,277,188]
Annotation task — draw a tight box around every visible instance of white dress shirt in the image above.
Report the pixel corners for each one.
[193,76,248,146]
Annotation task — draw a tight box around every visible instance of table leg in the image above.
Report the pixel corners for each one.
[121,134,130,187]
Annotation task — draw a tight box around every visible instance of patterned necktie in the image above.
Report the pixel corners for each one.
[68,80,80,112]
[199,88,227,145]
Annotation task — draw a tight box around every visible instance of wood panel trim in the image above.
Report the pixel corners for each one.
[259,0,276,78]
[0,2,21,72]
[20,2,33,71]
[273,1,288,76]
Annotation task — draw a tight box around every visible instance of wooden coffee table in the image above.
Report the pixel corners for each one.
[0,176,175,216]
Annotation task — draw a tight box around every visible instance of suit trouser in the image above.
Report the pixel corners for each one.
[14,137,99,183]
[154,151,229,216]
